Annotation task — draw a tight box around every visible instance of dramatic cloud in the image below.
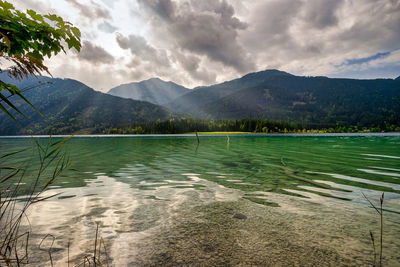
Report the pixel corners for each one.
[66,0,110,20]
[116,34,171,67]
[174,52,217,84]
[239,0,400,77]
[302,0,343,29]
[13,0,51,14]
[76,41,115,65]
[12,0,400,91]
[138,0,255,73]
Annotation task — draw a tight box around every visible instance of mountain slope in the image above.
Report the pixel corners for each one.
[167,70,400,126]
[166,70,293,113]
[0,75,178,135]
[108,78,190,105]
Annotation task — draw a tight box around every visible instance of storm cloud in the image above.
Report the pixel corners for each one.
[116,34,171,67]
[302,0,343,29]
[12,0,400,91]
[76,41,115,65]
[66,0,110,20]
[138,0,255,73]
[175,52,217,84]
[238,0,400,76]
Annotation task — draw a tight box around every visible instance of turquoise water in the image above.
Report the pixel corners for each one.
[3,135,400,206]
[1,134,400,265]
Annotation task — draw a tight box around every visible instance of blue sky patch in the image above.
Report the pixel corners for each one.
[344,51,391,65]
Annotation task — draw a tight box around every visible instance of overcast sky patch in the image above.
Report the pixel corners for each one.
[76,41,115,65]
[98,21,118,33]
[65,0,110,21]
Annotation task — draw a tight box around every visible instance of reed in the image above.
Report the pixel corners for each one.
[0,135,71,266]
[362,192,384,267]
[74,224,109,267]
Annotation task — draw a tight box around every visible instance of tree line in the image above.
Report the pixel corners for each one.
[96,118,400,135]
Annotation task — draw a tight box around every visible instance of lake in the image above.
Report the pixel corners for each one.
[1,134,400,266]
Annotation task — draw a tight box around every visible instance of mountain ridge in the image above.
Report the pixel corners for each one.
[108,77,189,105]
[0,73,179,135]
[1,69,399,135]
[165,69,400,126]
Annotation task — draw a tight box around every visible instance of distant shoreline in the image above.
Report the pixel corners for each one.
[1,132,400,138]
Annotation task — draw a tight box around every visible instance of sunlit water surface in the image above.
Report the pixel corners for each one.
[1,134,400,266]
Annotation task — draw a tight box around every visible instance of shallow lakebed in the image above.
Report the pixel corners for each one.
[1,134,400,266]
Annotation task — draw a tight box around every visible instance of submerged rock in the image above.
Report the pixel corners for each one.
[233,213,247,220]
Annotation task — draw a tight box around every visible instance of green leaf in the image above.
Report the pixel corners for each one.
[26,9,43,22]
[15,91,44,117]
[0,0,81,131]
[50,135,74,147]
[0,147,30,159]
[0,0,14,10]
[0,92,28,119]
[44,143,64,160]
[0,101,17,121]
[0,169,20,183]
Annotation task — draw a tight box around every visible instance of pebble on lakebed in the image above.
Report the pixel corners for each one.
[233,213,247,220]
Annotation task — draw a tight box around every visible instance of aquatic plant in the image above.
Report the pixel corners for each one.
[0,135,71,265]
[363,192,384,267]
[73,222,109,267]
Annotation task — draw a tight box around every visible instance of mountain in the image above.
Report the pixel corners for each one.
[166,70,293,113]
[2,70,398,135]
[166,70,400,127]
[107,78,189,105]
[0,74,178,135]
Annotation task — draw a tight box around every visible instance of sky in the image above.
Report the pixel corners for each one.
[13,0,400,92]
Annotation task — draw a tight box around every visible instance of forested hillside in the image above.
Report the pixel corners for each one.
[1,69,399,135]
[166,70,400,127]
[0,74,178,135]
[108,78,189,105]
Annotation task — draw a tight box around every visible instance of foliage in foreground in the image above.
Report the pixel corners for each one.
[0,1,82,265]
[363,192,385,267]
[0,0,81,122]
[0,136,71,265]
